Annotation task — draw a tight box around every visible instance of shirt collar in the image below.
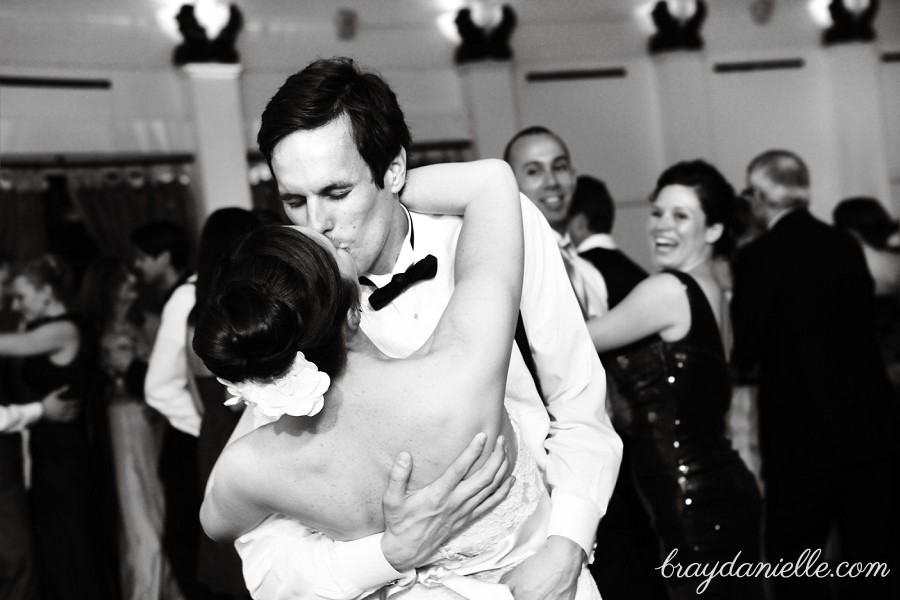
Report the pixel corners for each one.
[576,233,617,253]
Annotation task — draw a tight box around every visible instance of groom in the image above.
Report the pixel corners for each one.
[222,57,621,600]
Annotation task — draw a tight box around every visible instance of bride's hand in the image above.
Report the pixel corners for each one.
[380,433,513,572]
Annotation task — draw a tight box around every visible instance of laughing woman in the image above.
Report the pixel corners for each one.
[586,161,764,600]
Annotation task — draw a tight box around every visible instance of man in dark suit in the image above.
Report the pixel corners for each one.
[567,175,648,309]
[731,149,898,599]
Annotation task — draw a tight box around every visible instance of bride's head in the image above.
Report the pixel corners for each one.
[193,224,359,384]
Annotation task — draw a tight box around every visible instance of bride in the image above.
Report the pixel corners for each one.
[193,160,600,599]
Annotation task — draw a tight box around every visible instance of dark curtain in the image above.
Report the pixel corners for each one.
[0,177,48,262]
[68,166,196,263]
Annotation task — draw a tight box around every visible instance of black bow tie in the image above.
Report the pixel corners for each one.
[361,254,438,311]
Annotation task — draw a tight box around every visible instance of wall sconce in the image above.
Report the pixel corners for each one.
[808,0,878,45]
[453,1,517,65]
[646,0,708,55]
[171,1,244,66]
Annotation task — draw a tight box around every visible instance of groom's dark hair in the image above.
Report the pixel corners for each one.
[257,57,412,190]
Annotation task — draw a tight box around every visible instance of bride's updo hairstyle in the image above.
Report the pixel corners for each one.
[193,224,358,384]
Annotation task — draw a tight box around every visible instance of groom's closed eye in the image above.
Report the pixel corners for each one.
[282,194,307,209]
[320,184,353,200]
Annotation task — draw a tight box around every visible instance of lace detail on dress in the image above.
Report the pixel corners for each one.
[430,413,545,564]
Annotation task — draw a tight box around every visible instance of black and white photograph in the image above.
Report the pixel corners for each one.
[1,1,898,599]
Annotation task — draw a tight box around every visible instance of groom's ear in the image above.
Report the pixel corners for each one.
[384,147,407,194]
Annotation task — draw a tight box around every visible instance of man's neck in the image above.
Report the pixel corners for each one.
[367,203,411,276]
[550,221,566,237]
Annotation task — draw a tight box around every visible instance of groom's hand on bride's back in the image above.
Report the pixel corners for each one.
[380,433,513,572]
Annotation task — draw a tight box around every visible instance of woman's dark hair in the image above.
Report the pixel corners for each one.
[189,208,261,327]
[652,160,737,257]
[74,257,131,331]
[833,197,899,251]
[130,220,190,270]
[257,57,411,190]
[193,225,358,384]
[17,254,75,305]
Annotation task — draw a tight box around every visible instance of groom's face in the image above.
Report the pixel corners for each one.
[272,114,406,275]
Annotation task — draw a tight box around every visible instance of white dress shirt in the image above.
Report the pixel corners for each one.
[0,401,42,433]
[145,276,201,436]
[556,232,608,319]
[235,196,622,600]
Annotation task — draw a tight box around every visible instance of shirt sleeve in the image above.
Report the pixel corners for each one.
[0,401,43,433]
[518,196,623,556]
[235,511,414,600]
[145,282,201,436]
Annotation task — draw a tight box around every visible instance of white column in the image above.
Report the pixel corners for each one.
[182,63,252,225]
[458,62,520,159]
[651,52,715,166]
[824,44,892,217]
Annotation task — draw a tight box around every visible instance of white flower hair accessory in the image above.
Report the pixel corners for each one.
[218,351,330,419]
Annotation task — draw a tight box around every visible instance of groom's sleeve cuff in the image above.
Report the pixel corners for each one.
[546,492,602,558]
[334,533,416,592]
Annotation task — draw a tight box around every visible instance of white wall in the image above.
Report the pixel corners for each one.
[2,0,899,246]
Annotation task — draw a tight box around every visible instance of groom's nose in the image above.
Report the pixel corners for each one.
[305,198,334,235]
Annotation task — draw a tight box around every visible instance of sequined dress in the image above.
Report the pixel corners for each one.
[603,271,764,600]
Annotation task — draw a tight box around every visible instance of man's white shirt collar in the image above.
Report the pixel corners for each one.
[575,233,617,253]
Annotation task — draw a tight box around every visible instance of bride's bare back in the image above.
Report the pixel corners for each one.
[224,342,517,540]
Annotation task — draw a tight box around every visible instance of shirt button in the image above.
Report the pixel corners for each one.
[413,314,418,319]
[685,498,692,506]
[674,419,681,426]
[667,376,675,384]
[673,441,680,448]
